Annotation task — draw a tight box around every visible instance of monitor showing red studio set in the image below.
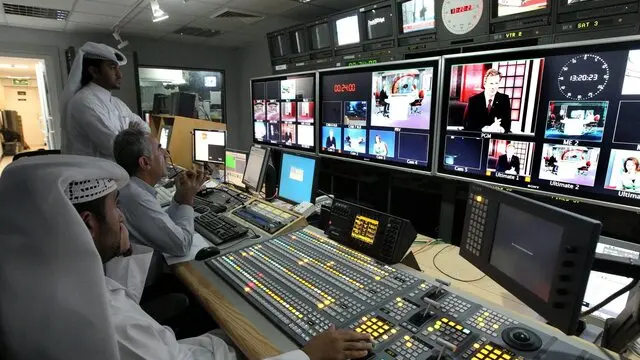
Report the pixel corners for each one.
[495,0,548,18]
[438,39,640,210]
[398,0,436,34]
[252,74,316,152]
[319,60,438,172]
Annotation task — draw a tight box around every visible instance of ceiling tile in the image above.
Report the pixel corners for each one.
[161,33,209,44]
[189,17,248,32]
[312,0,372,11]
[280,4,335,21]
[156,0,224,16]
[1,0,76,11]
[83,0,141,6]
[4,14,67,30]
[67,12,120,26]
[72,0,131,17]
[65,21,112,33]
[237,16,300,35]
[131,8,197,27]
[227,0,302,15]
[205,32,257,48]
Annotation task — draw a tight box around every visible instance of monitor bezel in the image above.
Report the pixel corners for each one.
[557,0,636,14]
[159,124,173,150]
[359,1,397,45]
[288,25,311,57]
[192,128,226,165]
[490,0,552,24]
[224,148,248,188]
[250,71,318,153]
[317,56,441,175]
[460,184,601,335]
[434,35,640,212]
[242,145,271,193]
[277,151,320,205]
[268,31,292,59]
[330,9,364,49]
[396,0,437,39]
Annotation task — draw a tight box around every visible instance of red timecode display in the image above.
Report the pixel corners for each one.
[450,5,473,14]
[333,83,357,93]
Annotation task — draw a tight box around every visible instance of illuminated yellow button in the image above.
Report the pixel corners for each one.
[375,276,381,280]
[448,321,455,326]
[406,342,412,347]
[391,329,398,334]
[473,343,481,349]
[477,318,483,323]
[427,327,434,332]
[486,170,492,176]
[396,297,402,301]
[434,325,441,330]
[479,323,485,328]
[486,345,493,351]
[383,325,390,330]
[355,328,362,333]
[494,350,502,355]
[397,303,403,307]
[489,354,498,360]
[477,355,485,360]
[377,321,383,326]
[382,335,388,340]
[366,328,373,334]
[404,335,411,341]
[455,325,463,331]
[366,321,373,326]
[298,314,303,318]
[442,318,449,323]
[362,317,368,321]
[372,331,380,337]
[371,318,378,322]
[436,321,442,326]
[243,287,250,292]
[476,195,483,202]
[473,358,481,360]
[318,304,324,309]
[481,350,489,355]
[483,312,489,317]
[493,324,500,329]
[371,325,379,330]
[503,355,511,360]
[324,300,331,305]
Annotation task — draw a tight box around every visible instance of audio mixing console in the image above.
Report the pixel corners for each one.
[206,226,611,360]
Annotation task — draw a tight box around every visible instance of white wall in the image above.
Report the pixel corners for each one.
[0,25,244,149]
[234,39,272,151]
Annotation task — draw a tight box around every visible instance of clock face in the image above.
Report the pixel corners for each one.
[557,54,610,101]
[442,0,484,35]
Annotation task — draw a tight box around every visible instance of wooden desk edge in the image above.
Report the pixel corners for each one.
[173,262,281,360]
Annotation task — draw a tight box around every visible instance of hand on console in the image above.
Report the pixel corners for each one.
[302,325,373,360]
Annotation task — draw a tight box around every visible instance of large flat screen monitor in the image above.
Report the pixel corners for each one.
[397,0,436,35]
[252,73,316,152]
[438,39,640,211]
[461,184,602,335]
[278,152,318,204]
[193,129,225,164]
[319,60,438,172]
[225,149,247,188]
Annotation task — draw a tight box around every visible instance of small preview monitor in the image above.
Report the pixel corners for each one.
[495,0,548,18]
[309,22,331,50]
[159,125,172,149]
[364,6,394,40]
[398,0,436,34]
[193,129,226,164]
[278,152,318,204]
[333,12,361,47]
[290,28,309,54]
[243,145,270,192]
[270,33,291,58]
[460,184,602,335]
[225,149,248,188]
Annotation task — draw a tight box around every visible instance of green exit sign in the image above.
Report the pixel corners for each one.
[347,59,378,67]
[12,79,29,86]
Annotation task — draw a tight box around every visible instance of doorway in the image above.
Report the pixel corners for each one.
[0,56,54,153]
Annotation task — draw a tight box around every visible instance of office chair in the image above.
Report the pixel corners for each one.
[13,149,61,162]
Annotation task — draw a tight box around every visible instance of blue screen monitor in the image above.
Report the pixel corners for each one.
[278,152,318,204]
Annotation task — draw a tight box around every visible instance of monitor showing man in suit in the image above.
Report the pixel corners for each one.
[463,69,512,133]
[486,140,535,177]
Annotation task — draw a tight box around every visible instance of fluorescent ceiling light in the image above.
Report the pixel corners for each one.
[0,64,29,69]
[150,0,169,22]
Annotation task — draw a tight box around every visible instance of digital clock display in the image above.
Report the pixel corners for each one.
[569,74,599,81]
[347,59,378,67]
[451,5,473,14]
[557,54,610,100]
[333,83,357,93]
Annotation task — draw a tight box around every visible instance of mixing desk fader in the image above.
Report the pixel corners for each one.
[206,226,614,360]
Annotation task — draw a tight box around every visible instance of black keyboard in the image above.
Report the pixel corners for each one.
[193,196,227,215]
[195,213,249,245]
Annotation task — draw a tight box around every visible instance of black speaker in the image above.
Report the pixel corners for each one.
[170,92,196,118]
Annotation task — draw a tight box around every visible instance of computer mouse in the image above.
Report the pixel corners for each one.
[195,246,220,261]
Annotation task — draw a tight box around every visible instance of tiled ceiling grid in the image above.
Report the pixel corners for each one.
[0,0,376,47]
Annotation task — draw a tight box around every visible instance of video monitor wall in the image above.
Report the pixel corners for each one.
[398,0,436,35]
[364,5,394,40]
[319,59,438,172]
[493,0,548,18]
[438,40,640,209]
[252,73,316,152]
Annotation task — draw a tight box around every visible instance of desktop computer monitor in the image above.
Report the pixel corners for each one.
[278,152,318,204]
[460,184,602,335]
[243,145,270,192]
[225,149,247,188]
[193,129,226,164]
[159,125,172,149]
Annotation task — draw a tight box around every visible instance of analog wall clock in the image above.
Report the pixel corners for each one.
[442,0,485,35]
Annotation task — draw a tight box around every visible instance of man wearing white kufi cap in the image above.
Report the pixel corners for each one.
[0,155,374,359]
[60,42,150,160]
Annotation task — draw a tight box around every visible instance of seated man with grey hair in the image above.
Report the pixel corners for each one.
[112,122,206,257]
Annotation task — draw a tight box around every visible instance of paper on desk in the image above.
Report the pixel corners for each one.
[163,233,210,265]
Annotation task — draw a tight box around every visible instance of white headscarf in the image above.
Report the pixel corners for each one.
[0,155,129,360]
[59,42,127,122]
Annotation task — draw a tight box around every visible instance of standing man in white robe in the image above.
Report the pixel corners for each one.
[0,155,373,360]
[60,42,150,160]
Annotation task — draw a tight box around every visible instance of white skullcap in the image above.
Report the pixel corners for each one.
[64,178,118,204]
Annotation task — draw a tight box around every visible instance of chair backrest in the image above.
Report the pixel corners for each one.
[13,149,61,162]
